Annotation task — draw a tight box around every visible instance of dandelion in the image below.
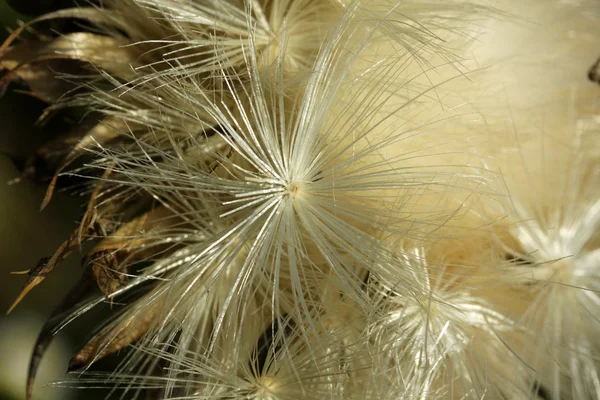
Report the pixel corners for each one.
[1,1,599,400]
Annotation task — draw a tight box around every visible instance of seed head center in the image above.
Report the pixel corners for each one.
[286,182,301,198]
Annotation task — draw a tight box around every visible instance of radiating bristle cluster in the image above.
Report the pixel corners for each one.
[1,0,599,399]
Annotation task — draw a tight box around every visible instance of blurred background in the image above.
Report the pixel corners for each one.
[0,2,114,399]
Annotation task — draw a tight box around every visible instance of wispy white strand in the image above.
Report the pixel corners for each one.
[10,0,600,399]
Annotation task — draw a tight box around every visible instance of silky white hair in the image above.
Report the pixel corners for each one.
[2,1,599,399]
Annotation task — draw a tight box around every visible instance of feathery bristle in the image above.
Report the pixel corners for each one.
[1,1,599,399]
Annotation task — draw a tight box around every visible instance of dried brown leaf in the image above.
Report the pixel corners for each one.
[7,171,118,314]
[68,301,162,372]
[0,41,78,102]
[90,250,127,297]
[25,254,167,400]
[85,207,173,296]
[30,32,137,77]
[90,206,173,253]
[7,233,79,314]
[25,269,96,400]
[11,114,114,184]
[41,117,126,209]
[1,31,138,98]
[1,8,131,52]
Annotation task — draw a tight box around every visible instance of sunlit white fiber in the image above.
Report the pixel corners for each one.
[57,313,377,400]
[483,130,600,399]
[135,0,339,77]
[364,240,528,399]
[69,0,488,344]
[41,5,503,399]
[449,3,600,396]
[3,1,600,399]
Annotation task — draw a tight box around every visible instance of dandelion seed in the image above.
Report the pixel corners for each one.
[365,238,524,399]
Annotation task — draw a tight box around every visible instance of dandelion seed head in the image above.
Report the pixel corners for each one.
[3,1,600,399]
